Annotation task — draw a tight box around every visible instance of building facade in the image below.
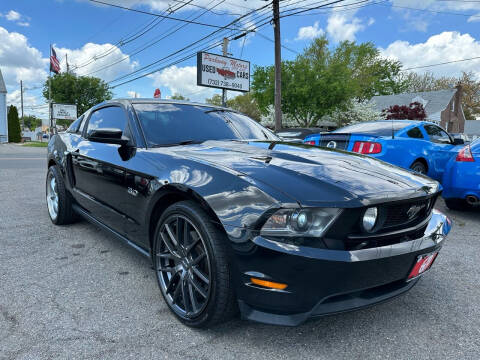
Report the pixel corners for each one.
[0,69,7,143]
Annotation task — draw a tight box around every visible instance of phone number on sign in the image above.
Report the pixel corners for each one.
[207,79,244,90]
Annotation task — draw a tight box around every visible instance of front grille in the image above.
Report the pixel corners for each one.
[381,198,432,230]
[324,195,438,251]
[318,133,351,150]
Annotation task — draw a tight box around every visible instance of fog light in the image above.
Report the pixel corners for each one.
[363,207,378,232]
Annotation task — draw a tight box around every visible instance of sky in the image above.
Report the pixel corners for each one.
[1,0,479,119]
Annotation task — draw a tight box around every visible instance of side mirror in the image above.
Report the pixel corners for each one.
[452,138,464,145]
[88,128,130,146]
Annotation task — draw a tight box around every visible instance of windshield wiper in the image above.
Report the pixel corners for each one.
[204,108,229,114]
[152,140,203,147]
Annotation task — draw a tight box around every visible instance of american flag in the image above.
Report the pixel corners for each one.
[50,47,60,74]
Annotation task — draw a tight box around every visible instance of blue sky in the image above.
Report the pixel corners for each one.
[1,0,479,119]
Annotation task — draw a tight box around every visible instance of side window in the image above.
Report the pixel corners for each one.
[86,106,127,137]
[424,125,452,144]
[66,115,84,134]
[407,127,424,139]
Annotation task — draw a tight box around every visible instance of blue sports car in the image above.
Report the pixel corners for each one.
[304,120,464,182]
[442,138,480,210]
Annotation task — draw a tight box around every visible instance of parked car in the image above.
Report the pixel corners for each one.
[442,138,480,210]
[276,128,326,143]
[304,120,464,182]
[450,133,471,144]
[46,100,451,328]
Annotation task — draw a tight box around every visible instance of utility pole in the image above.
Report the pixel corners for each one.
[222,37,229,107]
[272,0,282,131]
[20,80,24,129]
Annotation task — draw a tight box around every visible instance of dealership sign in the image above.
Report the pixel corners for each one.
[52,103,77,120]
[197,52,250,92]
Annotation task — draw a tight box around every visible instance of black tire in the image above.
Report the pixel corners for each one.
[152,201,237,328]
[410,161,427,174]
[46,165,76,225]
[445,198,473,211]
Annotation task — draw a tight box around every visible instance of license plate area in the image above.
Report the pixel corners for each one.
[407,252,438,281]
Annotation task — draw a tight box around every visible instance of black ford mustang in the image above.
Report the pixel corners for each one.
[46,99,451,328]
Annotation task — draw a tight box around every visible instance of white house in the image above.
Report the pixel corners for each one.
[0,69,7,143]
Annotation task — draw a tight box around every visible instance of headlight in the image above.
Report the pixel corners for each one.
[362,207,378,232]
[260,208,341,238]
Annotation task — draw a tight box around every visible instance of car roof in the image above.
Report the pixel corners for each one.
[99,98,229,111]
[354,120,434,127]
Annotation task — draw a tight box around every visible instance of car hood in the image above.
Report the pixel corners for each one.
[166,140,440,207]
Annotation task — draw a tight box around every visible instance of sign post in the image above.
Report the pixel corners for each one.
[197,52,250,96]
[52,103,77,131]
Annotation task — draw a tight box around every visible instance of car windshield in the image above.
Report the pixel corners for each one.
[334,121,411,136]
[133,103,278,146]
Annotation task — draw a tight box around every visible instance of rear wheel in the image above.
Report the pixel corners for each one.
[46,165,76,225]
[410,161,427,175]
[445,198,473,211]
[153,201,237,328]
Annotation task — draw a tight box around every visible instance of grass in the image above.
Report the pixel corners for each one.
[22,141,48,147]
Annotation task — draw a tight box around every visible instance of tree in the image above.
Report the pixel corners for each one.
[382,102,427,120]
[457,72,480,120]
[22,115,42,131]
[42,73,112,115]
[326,99,384,127]
[252,36,404,127]
[7,105,21,142]
[170,93,190,101]
[399,71,456,93]
[205,94,222,106]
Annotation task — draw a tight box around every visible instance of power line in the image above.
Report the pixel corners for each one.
[79,0,230,77]
[402,56,480,71]
[375,2,480,18]
[106,3,273,85]
[256,32,300,54]
[88,0,250,30]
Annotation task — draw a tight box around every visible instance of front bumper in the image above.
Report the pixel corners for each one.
[231,209,451,326]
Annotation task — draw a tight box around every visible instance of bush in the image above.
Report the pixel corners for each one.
[7,105,21,143]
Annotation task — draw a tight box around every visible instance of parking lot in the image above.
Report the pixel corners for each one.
[1,143,479,360]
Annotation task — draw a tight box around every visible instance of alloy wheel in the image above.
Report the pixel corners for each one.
[156,215,212,319]
[46,171,59,220]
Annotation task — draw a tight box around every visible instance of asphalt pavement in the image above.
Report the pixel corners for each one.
[1,143,479,360]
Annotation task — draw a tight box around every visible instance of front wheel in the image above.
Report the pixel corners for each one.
[153,201,237,328]
[46,165,76,225]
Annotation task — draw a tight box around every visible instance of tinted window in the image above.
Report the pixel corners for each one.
[424,125,452,144]
[133,103,278,146]
[407,127,423,139]
[335,121,410,136]
[86,106,127,137]
[67,115,84,134]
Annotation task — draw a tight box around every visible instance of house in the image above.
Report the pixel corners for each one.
[371,86,465,133]
[0,69,7,143]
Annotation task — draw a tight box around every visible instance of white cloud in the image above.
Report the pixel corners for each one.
[5,10,21,21]
[17,22,30,27]
[327,14,365,42]
[380,31,480,79]
[57,43,138,82]
[149,65,220,102]
[468,13,480,23]
[0,27,48,87]
[127,90,141,98]
[296,22,324,41]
